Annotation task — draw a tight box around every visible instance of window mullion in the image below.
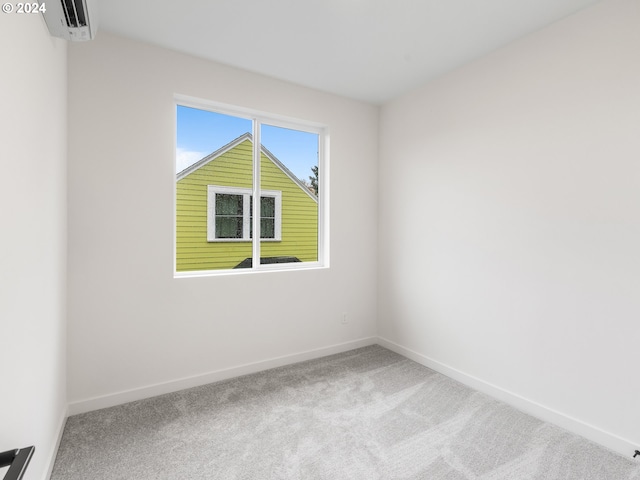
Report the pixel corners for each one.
[252,119,261,268]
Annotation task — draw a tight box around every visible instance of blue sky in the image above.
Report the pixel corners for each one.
[176,105,318,184]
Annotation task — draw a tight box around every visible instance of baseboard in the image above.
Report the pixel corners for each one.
[68,337,377,416]
[43,407,67,480]
[376,336,639,460]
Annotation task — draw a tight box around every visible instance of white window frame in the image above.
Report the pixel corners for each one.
[174,94,329,277]
[207,186,282,242]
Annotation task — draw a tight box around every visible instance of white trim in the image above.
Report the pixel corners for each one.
[173,104,178,275]
[377,336,640,460]
[63,336,639,462]
[252,118,261,263]
[174,262,327,278]
[67,337,377,416]
[174,95,327,133]
[207,186,282,242]
[43,407,67,480]
[318,131,329,268]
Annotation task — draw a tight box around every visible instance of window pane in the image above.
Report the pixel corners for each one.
[215,194,243,239]
[260,124,319,266]
[249,196,276,239]
[261,218,275,238]
[176,106,252,271]
[216,194,242,215]
[261,196,275,218]
[216,217,243,239]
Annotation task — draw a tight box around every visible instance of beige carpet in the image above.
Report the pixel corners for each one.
[51,346,640,479]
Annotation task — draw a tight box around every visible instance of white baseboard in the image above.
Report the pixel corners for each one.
[68,337,377,416]
[377,336,638,460]
[64,335,638,461]
[43,408,67,480]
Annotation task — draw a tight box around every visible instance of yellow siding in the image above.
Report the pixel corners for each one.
[176,139,318,271]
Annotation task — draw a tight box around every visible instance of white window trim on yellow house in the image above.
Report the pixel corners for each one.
[207,185,282,242]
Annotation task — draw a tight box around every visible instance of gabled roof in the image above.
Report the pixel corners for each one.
[177,133,317,202]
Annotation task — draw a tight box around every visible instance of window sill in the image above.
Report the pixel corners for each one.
[174,262,327,278]
[206,239,281,243]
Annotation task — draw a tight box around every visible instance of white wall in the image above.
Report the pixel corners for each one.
[379,0,640,457]
[67,33,378,409]
[0,13,67,480]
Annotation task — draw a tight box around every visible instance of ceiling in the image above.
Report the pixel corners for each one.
[96,0,601,104]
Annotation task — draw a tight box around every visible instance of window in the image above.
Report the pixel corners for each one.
[175,98,327,274]
[207,186,282,241]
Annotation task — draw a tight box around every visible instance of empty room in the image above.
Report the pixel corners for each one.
[1,0,639,478]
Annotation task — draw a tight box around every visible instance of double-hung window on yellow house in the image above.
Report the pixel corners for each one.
[175,97,327,274]
[207,186,282,242]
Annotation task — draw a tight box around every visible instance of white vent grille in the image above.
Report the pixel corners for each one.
[61,0,87,28]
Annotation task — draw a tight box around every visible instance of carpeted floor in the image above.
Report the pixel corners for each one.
[50,345,640,479]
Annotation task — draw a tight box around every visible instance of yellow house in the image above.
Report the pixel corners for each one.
[176,133,318,271]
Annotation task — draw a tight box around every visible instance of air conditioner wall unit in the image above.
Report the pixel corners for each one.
[41,0,98,41]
